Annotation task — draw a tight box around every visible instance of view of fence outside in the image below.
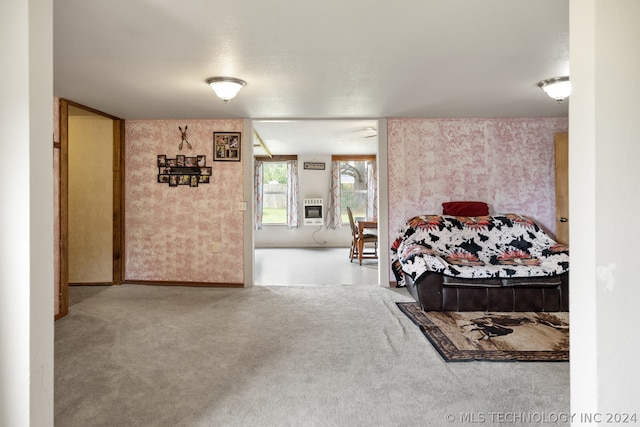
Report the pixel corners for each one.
[341,189,367,223]
[263,182,287,224]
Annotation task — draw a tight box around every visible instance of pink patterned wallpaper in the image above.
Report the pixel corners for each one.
[54,113,566,292]
[387,118,568,241]
[125,119,245,284]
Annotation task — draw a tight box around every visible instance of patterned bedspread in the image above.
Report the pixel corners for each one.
[391,214,569,288]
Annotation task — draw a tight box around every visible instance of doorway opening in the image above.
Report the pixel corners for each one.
[250,119,386,286]
[57,99,124,318]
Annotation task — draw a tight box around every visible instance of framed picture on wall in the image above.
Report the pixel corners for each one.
[304,162,325,170]
[213,132,241,161]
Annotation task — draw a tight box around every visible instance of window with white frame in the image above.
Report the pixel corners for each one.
[254,155,299,229]
[262,161,288,224]
[339,160,370,222]
[327,155,376,229]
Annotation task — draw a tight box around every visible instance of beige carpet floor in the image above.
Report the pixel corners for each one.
[55,284,570,426]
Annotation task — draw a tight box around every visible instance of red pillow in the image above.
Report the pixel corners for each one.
[442,201,489,216]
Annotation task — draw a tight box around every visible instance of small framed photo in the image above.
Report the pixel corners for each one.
[214,132,241,162]
[157,155,167,167]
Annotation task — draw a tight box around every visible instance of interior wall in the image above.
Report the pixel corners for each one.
[68,113,113,283]
[594,2,640,412]
[0,0,54,423]
[254,153,352,248]
[125,119,244,284]
[570,0,640,414]
[386,117,568,242]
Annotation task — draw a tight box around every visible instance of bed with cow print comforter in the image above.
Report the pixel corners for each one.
[391,214,569,312]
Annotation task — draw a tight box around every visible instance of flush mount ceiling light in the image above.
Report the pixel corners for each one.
[206,77,247,103]
[538,76,571,102]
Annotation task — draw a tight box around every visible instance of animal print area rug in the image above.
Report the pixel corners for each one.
[396,303,569,362]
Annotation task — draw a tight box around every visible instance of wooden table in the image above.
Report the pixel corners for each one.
[357,219,378,265]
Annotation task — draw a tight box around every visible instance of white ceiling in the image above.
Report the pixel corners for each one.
[253,119,379,156]
[54,0,569,155]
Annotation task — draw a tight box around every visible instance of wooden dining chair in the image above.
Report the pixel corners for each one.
[346,207,378,263]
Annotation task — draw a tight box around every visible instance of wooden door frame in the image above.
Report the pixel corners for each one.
[554,132,569,245]
[57,99,125,318]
